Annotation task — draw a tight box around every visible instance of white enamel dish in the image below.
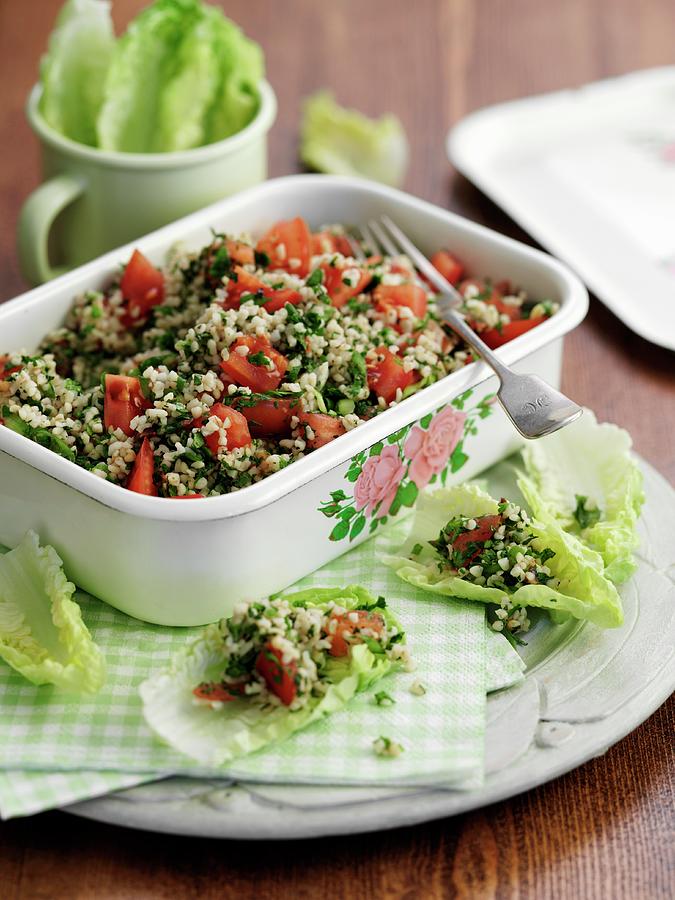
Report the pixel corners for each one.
[447,66,675,350]
[0,175,587,625]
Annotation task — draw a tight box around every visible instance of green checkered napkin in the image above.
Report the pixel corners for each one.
[0,521,523,819]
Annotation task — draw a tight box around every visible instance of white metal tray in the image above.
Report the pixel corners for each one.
[448,66,675,350]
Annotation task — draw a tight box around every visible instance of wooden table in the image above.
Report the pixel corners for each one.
[0,2,672,897]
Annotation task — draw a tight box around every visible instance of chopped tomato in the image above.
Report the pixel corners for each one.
[120,249,164,325]
[223,266,302,312]
[239,398,297,437]
[374,283,427,319]
[220,336,288,392]
[192,681,246,702]
[366,347,418,404]
[297,412,346,449]
[311,231,354,256]
[431,250,464,285]
[0,356,20,377]
[255,643,297,706]
[256,217,311,276]
[480,317,545,349]
[328,610,385,657]
[196,402,252,456]
[321,264,371,308]
[103,374,149,437]
[451,514,503,563]
[126,437,157,496]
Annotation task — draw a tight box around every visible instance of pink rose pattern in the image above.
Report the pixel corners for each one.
[354,444,405,518]
[403,406,466,490]
[319,391,495,541]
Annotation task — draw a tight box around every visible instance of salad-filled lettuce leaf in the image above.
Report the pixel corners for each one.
[39,0,115,146]
[0,532,105,692]
[300,91,409,187]
[385,484,623,628]
[518,410,644,584]
[140,586,405,767]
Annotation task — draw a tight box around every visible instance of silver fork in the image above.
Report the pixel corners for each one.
[349,215,582,440]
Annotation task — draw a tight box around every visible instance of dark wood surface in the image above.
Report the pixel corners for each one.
[0,1,673,897]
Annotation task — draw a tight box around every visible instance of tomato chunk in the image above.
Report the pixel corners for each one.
[196,402,252,456]
[459,277,517,317]
[126,437,157,496]
[192,681,246,702]
[239,398,297,437]
[328,610,385,657]
[256,217,311,276]
[120,249,164,325]
[431,250,465,285]
[310,231,354,257]
[255,643,297,706]
[223,266,303,312]
[480,317,545,349]
[451,514,503,563]
[103,374,149,437]
[374,283,427,319]
[321,264,371,308]
[220,336,288,392]
[366,347,417,404]
[297,412,346,449]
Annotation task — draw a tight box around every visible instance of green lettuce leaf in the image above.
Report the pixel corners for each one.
[202,5,264,143]
[39,0,115,146]
[518,409,644,584]
[300,91,409,187]
[97,0,203,152]
[140,586,403,766]
[0,532,105,692]
[384,484,623,628]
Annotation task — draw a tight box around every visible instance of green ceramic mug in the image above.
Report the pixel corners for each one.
[18,81,277,286]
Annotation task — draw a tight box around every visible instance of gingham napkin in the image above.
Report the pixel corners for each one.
[0,520,523,819]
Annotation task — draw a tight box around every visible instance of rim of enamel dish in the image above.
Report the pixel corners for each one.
[0,175,588,522]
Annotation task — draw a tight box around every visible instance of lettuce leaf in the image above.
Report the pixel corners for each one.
[300,91,409,187]
[518,409,644,584]
[202,5,264,143]
[96,0,263,152]
[97,0,203,152]
[39,0,115,146]
[384,485,623,628]
[0,532,105,692]
[140,587,403,766]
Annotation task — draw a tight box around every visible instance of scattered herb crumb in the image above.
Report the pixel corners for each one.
[374,691,395,707]
[409,679,426,696]
[373,736,404,758]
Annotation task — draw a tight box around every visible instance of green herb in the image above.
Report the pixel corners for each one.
[573,495,602,530]
[305,268,324,288]
[209,245,231,281]
[247,351,270,367]
[348,351,367,398]
[410,543,423,556]
[374,691,395,707]
[254,250,270,268]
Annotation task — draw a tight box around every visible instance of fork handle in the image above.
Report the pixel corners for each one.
[435,294,510,383]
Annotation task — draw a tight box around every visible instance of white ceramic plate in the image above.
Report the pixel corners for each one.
[447,66,675,350]
[64,454,675,839]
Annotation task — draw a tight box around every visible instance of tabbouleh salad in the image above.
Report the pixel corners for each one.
[0,217,557,498]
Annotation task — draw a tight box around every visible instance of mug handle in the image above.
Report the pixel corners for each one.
[17,173,86,285]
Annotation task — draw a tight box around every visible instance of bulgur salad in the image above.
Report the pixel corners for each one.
[0,217,557,499]
[140,585,411,766]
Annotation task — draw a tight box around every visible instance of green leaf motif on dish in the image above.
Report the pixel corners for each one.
[319,390,496,542]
